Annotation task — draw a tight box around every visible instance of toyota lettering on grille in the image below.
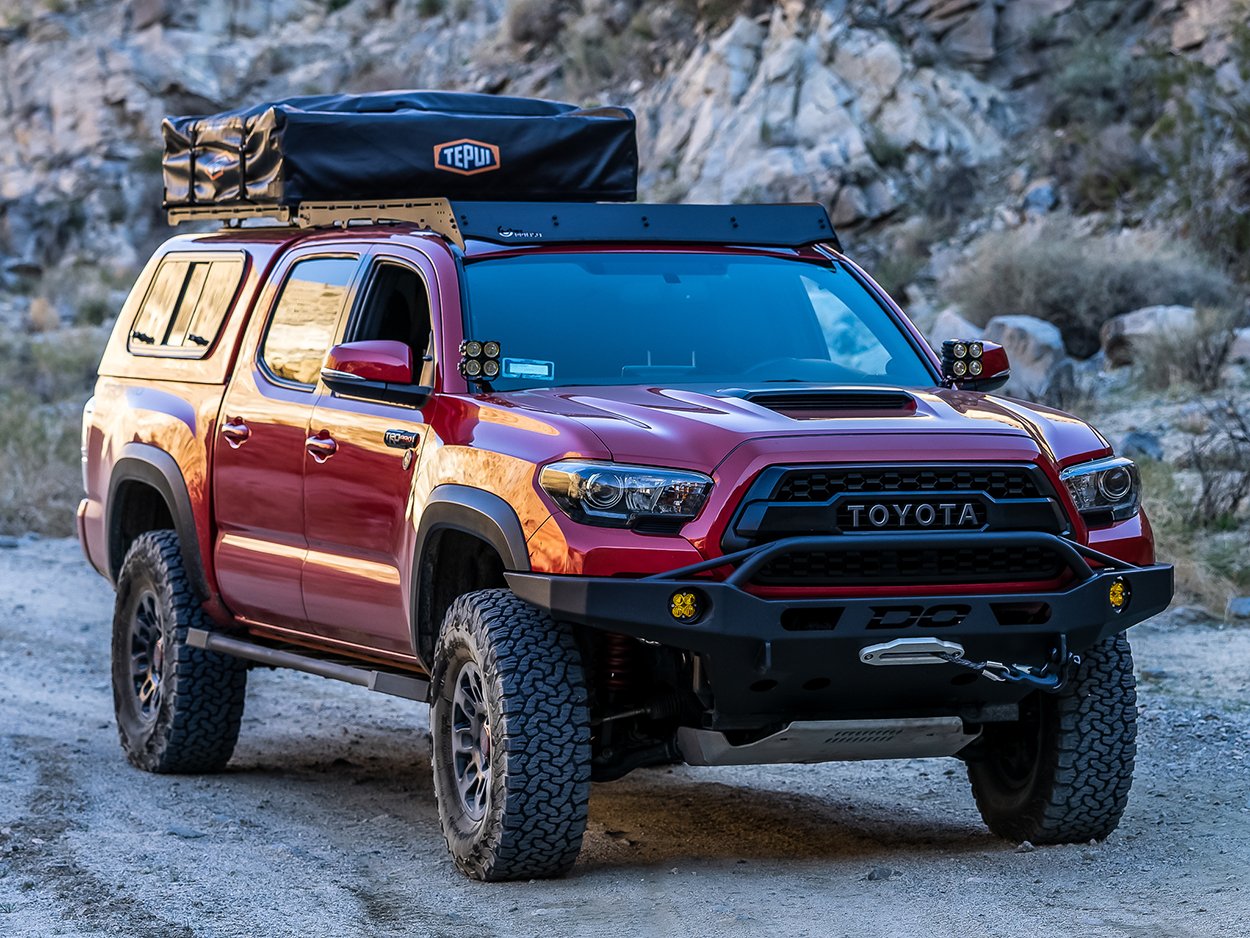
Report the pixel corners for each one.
[844,501,981,529]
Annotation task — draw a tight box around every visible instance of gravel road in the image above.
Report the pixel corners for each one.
[1,537,1247,937]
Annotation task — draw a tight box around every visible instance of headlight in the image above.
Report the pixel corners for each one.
[539,460,713,529]
[1059,456,1140,524]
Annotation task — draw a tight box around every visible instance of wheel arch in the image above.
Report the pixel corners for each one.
[107,443,210,600]
[411,484,531,668]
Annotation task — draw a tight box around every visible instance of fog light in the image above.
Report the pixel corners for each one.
[1108,577,1130,613]
[670,590,701,621]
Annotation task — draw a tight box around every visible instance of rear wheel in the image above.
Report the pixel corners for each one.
[967,633,1136,844]
[430,589,591,881]
[111,531,247,773]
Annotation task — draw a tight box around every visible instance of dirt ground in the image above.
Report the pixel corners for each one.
[0,538,1246,938]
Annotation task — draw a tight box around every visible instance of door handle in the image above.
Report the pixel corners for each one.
[221,419,251,447]
[305,433,338,463]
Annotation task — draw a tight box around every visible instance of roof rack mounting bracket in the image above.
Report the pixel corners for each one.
[166,198,464,248]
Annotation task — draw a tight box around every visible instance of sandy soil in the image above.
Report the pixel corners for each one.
[0,538,1246,938]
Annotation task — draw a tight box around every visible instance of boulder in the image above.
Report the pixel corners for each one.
[1121,430,1165,463]
[1100,305,1197,368]
[983,314,1068,399]
[1226,596,1250,620]
[928,306,982,350]
[938,3,997,65]
[1227,327,1250,364]
[1021,179,1057,214]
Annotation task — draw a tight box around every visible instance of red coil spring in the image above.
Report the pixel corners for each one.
[600,632,637,693]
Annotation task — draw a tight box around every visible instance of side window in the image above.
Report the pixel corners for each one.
[260,256,359,387]
[128,255,244,356]
[349,261,433,357]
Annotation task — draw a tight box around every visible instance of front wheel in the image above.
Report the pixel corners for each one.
[967,633,1137,844]
[430,589,591,881]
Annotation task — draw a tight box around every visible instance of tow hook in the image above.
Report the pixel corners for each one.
[935,636,1081,693]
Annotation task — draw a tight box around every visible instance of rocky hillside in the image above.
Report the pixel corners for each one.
[1,0,1248,610]
[0,0,1243,319]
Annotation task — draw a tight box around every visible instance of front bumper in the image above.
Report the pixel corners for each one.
[507,531,1173,724]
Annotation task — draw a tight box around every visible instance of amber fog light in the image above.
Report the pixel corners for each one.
[1108,576,1130,614]
[670,590,704,622]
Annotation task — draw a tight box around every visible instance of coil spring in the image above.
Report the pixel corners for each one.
[599,631,638,693]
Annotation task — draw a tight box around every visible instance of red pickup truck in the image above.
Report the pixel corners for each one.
[78,194,1172,881]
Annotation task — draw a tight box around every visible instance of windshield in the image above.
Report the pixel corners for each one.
[461,252,934,390]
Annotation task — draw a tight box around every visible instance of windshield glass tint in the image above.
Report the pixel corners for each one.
[462,253,933,390]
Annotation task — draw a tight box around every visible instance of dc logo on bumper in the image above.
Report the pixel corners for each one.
[434,139,501,176]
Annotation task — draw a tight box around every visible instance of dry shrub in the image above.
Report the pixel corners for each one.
[27,296,60,332]
[0,400,83,536]
[944,220,1235,358]
[1137,458,1241,614]
[1182,403,1250,529]
[0,327,106,537]
[1138,407,1250,613]
[1133,306,1249,393]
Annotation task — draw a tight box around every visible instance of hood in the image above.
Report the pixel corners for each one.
[490,384,1111,473]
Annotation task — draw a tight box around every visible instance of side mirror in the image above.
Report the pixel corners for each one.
[939,338,1010,392]
[321,340,431,405]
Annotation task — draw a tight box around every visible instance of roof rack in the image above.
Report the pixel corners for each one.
[166,198,839,251]
[167,198,465,248]
[451,201,839,250]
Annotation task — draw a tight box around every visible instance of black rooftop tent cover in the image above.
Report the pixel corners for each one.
[162,91,638,208]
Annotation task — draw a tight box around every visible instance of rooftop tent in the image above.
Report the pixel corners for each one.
[161,91,638,208]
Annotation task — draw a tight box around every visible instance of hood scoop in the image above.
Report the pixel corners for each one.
[731,387,918,418]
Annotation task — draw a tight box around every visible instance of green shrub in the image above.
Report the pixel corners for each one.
[943,220,1235,358]
[1148,25,1250,280]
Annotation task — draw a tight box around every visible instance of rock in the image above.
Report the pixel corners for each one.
[131,0,169,30]
[1100,306,1197,368]
[165,826,206,839]
[1228,327,1250,364]
[866,866,896,881]
[999,0,1075,44]
[1121,430,1165,463]
[1022,179,1057,214]
[939,3,997,65]
[983,314,1068,399]
[1227,597,1250,620]
[1015,840,1036,853]
[928,306,982,349]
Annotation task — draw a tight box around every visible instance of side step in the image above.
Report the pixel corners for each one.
[186,628,430,702]
[677,717,980,765]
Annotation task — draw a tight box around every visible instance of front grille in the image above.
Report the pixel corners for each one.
[774,466,1044,503]
[754,544,1066,587]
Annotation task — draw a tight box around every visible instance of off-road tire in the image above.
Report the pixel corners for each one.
[967,633,1136,844]
[111,530,247,773]
[430,588,591,881]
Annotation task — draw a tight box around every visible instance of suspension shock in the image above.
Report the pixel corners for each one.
[599,631,639,694]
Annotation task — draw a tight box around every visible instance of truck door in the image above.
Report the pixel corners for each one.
[213,252,362,631]
[301,252,436,657]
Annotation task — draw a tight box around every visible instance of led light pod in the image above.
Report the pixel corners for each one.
[459,338,502,382]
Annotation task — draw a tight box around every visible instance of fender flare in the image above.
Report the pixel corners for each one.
[410,484,531,662]
[106,443,210,600]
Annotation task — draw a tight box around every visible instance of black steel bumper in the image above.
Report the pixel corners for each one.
[506,532,1174,723]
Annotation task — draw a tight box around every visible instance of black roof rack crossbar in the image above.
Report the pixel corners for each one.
[449,201,840,250]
